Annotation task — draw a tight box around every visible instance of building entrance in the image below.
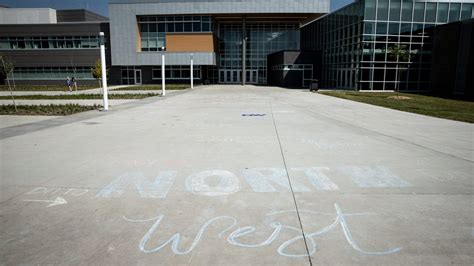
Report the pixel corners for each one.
[219,70,241,84]
[134,69,142,85]
[219,70,260,84]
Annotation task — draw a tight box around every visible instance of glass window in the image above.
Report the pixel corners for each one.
[389,0,401,21]
[193,22,201,32]
[152,68,161,79]
[33,40,41,49]
[182,69,190,78]
[376,22,387,35]
[157,23,165,32]
[0,38,9,49]
[364,22,375,34]
[149,23,157,32]
[436,3,449,23]
[202,22,210,32]
[172,69,181,78]
[141,37,149,51]
[388,22,400,35]
[149,38,158,51]
[460,4,472,20]
[412,23,424,34]
[425,3,436,23]
[26,39,34,49]
[401,0,413,21]
[175,22,183,32]
[413,2,425,22]
[377,0,389,21]
[400,23,412,35]
[365,0,376,20]
[449,3,461,22]
[184,22,192,32]
[167,23,175,32]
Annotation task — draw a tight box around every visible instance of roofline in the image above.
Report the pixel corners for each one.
[301,0,358,28]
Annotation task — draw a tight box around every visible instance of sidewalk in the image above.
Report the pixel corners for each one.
[0,85,165,96]
[1,85,472,265]
[0,99,139,106]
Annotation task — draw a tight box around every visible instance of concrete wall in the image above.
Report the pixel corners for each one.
[109,0,329,66]
[0,8,57,24]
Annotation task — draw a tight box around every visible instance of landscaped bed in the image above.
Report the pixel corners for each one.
[0,93,160,100]
[114,84,189,91]
[0,104,100,116]
[0,85,97,91]
[318,91,474,123]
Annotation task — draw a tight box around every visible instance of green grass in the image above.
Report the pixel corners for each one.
[0,104,100,116]
[115,84,189,91]
[0,85,96,91]
[0,93,159,100]
[319,91,474,123]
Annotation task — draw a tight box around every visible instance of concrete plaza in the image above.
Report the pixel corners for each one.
[0,85,473,265]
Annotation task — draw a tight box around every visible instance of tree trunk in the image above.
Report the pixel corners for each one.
[395,64,399,92]
[98,79,103,95]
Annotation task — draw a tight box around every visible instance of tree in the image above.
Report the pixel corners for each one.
[0,54,17,111]
[90,59,108,94]
[388,44,410,92]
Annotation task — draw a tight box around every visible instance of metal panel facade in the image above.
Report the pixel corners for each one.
[109,0,329,66]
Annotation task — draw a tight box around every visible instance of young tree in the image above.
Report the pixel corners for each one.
[90,59,108,94]
[388,44,410,92]
[0,54,17,111]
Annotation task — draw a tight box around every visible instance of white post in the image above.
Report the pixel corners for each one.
[99,32,109,111]
[190,53,194,89]
[161,49,166,96]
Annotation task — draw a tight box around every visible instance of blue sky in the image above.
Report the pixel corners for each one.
[0,0,353,17]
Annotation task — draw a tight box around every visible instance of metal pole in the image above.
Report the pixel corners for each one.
[190,53,194,89]
[161,49,166,96]
[242,17,246,86]
[99,32,109,111]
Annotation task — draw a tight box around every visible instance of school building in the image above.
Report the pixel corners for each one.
[0,0,473,97]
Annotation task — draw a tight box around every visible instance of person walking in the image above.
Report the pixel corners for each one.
[66,77,72,92]
[71,77,78,92]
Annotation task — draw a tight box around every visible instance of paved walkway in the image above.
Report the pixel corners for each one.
[0,85,169,96]
[1,85,473,265]
[0,115,59,129]
[0,99,139,106]
[0,90,182,106]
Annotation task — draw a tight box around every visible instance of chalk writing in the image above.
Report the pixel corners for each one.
[292,167,339,191]
[338,166,411,188]
[23,196,68,207]
[96,166,411,199]
[185,170,240,196]
[95,171,177,198]
[124,203,402,257]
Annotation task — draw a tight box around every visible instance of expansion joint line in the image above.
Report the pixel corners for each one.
[269,100,313,266]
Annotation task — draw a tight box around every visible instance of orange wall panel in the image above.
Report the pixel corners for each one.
[166,33,215,52]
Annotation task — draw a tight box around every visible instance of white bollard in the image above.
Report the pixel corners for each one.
[99,32,108,110]
[190,53,194,89]
[161,50,166,97]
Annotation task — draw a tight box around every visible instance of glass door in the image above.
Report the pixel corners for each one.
[134,69,142,85]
